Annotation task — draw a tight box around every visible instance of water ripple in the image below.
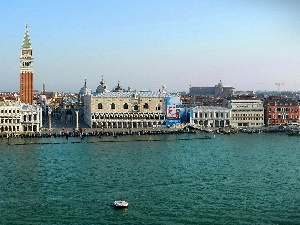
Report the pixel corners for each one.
[0,133,299,224]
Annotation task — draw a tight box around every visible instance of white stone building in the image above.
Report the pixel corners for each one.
[190,106,231,128]
[227,99,264,128]
[0,100,42,133]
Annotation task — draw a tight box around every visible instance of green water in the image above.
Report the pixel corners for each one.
[0,133,299,224]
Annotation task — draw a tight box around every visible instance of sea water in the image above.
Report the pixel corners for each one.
[0,132,299,224]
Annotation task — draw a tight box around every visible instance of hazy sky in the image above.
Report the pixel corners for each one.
[1,0,300,93]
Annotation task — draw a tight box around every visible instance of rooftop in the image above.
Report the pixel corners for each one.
[92,91,175,98]
[192,106,230,110]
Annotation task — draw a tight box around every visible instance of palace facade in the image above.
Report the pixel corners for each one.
[83,91,175,129]
[82,79,180,128]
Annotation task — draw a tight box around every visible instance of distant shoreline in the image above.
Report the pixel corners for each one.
[0,125,289,138]
[1,127,196,140]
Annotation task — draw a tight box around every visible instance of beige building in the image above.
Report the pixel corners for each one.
[227,99,264,128]
[83,91,173,128]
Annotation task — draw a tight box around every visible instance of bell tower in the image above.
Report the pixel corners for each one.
[20,23,34,104]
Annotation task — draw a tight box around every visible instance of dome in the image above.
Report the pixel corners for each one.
[79,78,91,96]
[112,81,124,92]
[79,86,91,95]
[217,80,223,88]
[96,78,110,93]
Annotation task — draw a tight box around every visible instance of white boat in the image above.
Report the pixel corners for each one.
[113,200,128,208]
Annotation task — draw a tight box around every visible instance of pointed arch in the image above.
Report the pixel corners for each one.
[143,103,149,109]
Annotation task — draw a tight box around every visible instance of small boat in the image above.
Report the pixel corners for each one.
[113,200,128,208]
[287,130,300,136]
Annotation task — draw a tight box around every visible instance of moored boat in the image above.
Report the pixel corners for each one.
[113,200,128,208]
[287,130,300,136]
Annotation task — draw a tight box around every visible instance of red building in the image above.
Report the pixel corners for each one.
[265,96,300,126]
[19,24,34,105]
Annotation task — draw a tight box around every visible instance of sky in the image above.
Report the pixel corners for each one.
[1,0,300,93]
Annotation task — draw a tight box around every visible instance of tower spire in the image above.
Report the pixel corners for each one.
[22,23,32,49]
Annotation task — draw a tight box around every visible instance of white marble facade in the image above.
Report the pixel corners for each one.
[0,100,42,133]
[190,106,231,128]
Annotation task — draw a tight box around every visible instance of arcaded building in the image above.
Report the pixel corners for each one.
[190,106,231,128]
[82,80,178,128]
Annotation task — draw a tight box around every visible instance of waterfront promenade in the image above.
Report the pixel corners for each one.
[0,114,293,141]
[0,126,198,140]
[0,124,289,143]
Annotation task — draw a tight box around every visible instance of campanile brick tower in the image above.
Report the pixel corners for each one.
[20,23,33,104]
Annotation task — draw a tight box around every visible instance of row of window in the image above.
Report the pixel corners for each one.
[0,126,20,132]
[232,109,263,112]
[23,114,38,121]
[92,115,165,120]
[237,122,263,126]
[0,119,20,124]
[0,114,39,123]
[273,102,298,106]
[97,103,161,110]
[268,115,299,119]
[232,113,263,117]
[269,108,299,112]
[0,110,20,114]
[232,118,263,121]
[194,112,230,119]
[235,104,262,108]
